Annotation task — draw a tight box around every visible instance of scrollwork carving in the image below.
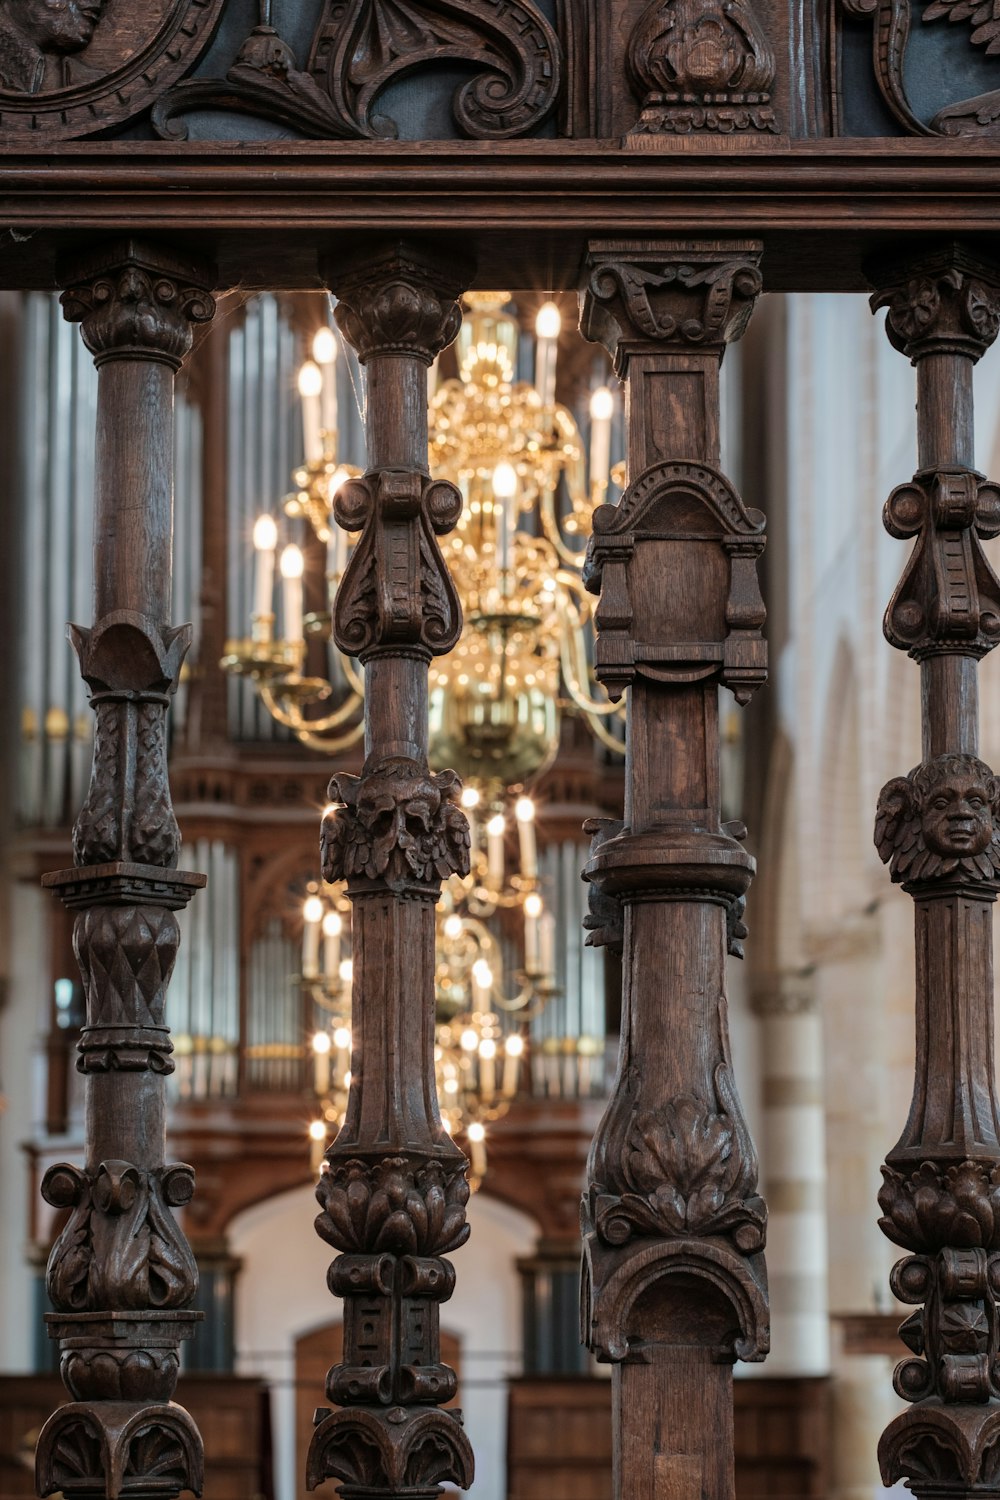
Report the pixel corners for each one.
[626,0,779,137]
[584,247,764,360]
[42,1159,198,1314]
[870,252,1000,361]
[874,754,1000,885]
[60,244,215,369]
[322,758,470,889]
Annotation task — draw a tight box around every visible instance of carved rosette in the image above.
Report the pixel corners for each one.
[626,0,780,138]
[310,244,474,1499]
[38,244,214,1500]
[870,246,1000,1498]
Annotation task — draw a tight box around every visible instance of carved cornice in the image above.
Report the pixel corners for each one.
[332,469,464,660]
[322,757,470,891]
[869,246,1000,363]
[874,754,1000,887]
[581,241,763,370]
[626,0,779,138]
[59,241,215,370]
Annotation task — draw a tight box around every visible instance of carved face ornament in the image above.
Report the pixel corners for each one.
[921,771,994,857]
[875,753,1000,882]
[5,0,104,50]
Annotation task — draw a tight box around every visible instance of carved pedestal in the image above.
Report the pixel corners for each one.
[308,244,475,1500]
[579,241,769,1500]
[867,246,1000,1498]
[34,243,215,1500]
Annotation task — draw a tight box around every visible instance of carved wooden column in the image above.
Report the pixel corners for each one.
[309,243,475,1500]
[868,245,1000,1498]
[579,241,769,1500]
[34,241,215,1500]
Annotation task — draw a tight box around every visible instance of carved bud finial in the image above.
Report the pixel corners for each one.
[626,0,779,137]
[874,753,1000,885]
[870,247,1000,363]
[332,246,468,365]
[59,241,215,370]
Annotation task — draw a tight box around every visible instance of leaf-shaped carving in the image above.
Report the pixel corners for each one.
[322,758,471,888]
[924,0,1000,53]
[315,1157,471,1255]
[309,0,562,140]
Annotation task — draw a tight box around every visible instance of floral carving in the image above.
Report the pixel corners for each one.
[42,1160,198,1314]
[333,259,465,365]
[874,754,1000,885]
[870,254,1000,362]
[315,1156,470,1256]
[36,1402,204,1500]
[322,758,470,889]
[594,1062,766,1253]
[880,1159,1000,1252]
[627,0,779,136]
[309,1405,474,1497]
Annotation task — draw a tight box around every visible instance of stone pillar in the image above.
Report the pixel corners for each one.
[35,240,215,1500]
[751,972,829,1375]
[579,240,769,1500]
[308,242,475,1500]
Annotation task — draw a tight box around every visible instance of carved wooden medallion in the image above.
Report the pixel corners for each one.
[0,0,225,139]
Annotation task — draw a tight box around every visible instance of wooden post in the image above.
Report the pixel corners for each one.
[34,241,216,1500]
[868,245,1000,1497]
[308,242,476,1500]
[579,240,770,1500]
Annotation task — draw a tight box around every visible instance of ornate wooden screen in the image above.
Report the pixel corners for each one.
[13,4,1000,1500]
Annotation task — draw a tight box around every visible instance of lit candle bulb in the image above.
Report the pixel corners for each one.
[515,796,537,879]
[252,513,278,622]
[323,909,342,978]
[333,1024,351,1084]
[535,301,561,408]
[492,461,518,588]
[298,359,324,465]
[312,1030,331,1095]
[471,959,492,1011]
[479,1037,496,1102]
[540,910,556,980]
[302,895,323,977]
[589,386,614,499]
[312,326,339,439]
[503,1032,524,1097]
[487,813,505,885]
[524,892,542,972]
[280,544,304,645]
[309,1117,327,1173]
[466,1120,487,1180]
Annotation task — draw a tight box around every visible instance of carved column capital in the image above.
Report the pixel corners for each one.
[626,0,780,139]
[869,245,1000,364]
[330,243,471,365]
[59,240,216,370]
[581,240,763,372]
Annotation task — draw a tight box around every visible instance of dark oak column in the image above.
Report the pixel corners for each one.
[867,246,1000,1498]
[579,241,769,1500]
[35,241,216,1500]
[309,244,475,1500]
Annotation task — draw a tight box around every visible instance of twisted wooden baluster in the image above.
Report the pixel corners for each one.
[35,240,215,1500]
[308,241,476,1500]
[579,239,769,1500]
[868,245,1000,1498]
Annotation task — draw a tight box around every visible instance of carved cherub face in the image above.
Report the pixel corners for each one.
[4,0,104,51]
[919,769,995,857]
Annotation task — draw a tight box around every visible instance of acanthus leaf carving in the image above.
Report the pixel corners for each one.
[308,1404,474,1497]
[315,1156,471,1257]
[591,1059,767,1254]
[36,1401,204,1500]
[626,0,779,138]
[879,1160,1000,1252]
[60,248,215,370]
[870,251,1000,361]
[322,757,471,890]
[874,754,1000,887]
[42,1159,199,1314]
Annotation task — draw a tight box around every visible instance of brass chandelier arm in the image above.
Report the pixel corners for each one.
[258,679,365,735]
[539,483,589,569]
